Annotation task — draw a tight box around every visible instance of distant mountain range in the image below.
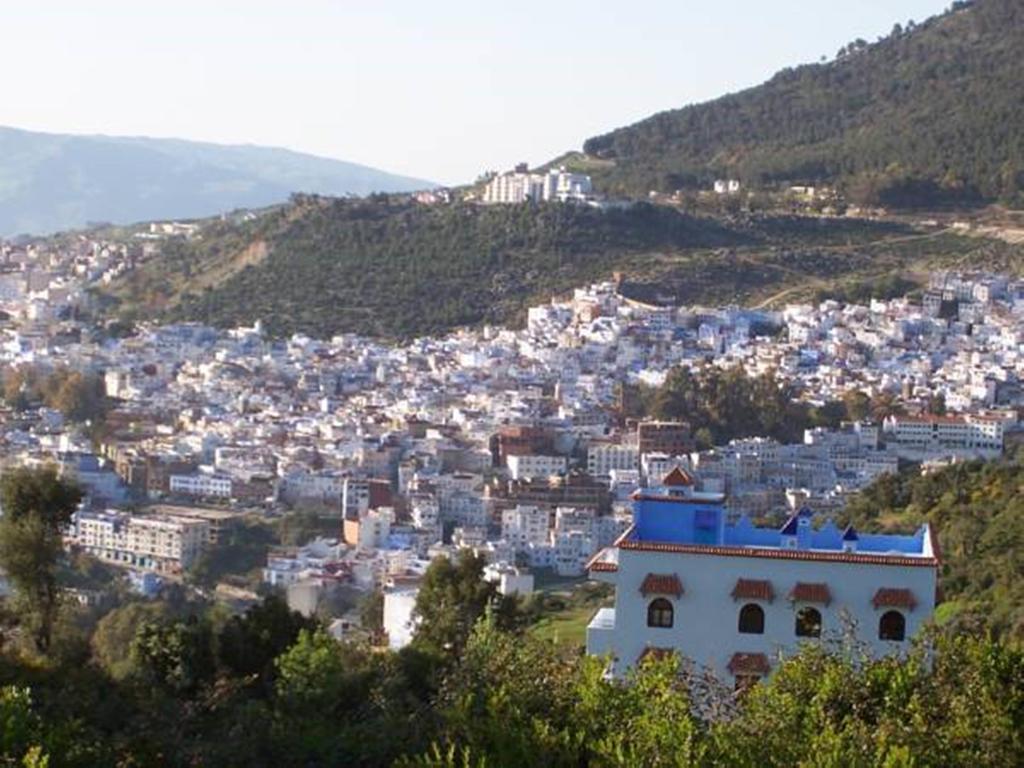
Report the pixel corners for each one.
[0,126,433,236]
[582,0,1024,207]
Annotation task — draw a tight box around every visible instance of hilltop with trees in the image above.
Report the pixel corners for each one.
[583,0,1024,207]
[97,193,1022,340]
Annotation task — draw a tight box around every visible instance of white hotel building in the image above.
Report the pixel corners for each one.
[506,454,567,480]
[482,167,593,204]
[169,470,233,499]
[882,413,1004,459]
[586,468,938,687]
[72,510,210,573]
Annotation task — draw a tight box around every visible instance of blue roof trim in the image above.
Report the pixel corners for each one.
[632,490,929,557]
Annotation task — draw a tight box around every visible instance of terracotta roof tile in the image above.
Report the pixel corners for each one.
[732,578,774,602]
[872,587,918,610]
[640,573,684,597]
[727,652,771,675]
[662,466,695,487]
[789,582,832,605]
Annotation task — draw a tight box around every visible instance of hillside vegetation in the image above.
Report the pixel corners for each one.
[101,194,1024,339]
[584,0,1024,206]
[841,455,1024,637]
[103,197,749,338]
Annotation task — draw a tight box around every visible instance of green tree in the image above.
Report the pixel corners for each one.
[0,467,82,654]
[217,595,316,679]
[412,551,522,656]
[274,628,356,714]
[927,392,947,415]
[130,616,216,695]
[0,687,49,767]
[842,389,872,421]
[359,589,384,634]
[90,602,170,680]
[870,391,904,421]
[580,655,704,767]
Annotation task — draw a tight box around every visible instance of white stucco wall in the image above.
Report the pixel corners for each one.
[590,547,936,681]
[383,588,419,650]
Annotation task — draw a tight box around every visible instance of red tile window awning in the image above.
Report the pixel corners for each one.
[872,588,918,611]
[640,573,684,597]
[789,582,832,605]
[637,646,676,664]
[727,652,771,675]
[732,578,774,602]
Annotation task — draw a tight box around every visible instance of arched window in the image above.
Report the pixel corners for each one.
[795,607,822,638]
[738,603,765,634]
[647,598,674,629]
[878,610,906,641]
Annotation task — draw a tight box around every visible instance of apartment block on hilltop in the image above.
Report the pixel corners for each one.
[482,165,592,204]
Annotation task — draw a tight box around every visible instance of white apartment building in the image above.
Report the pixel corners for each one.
[410,494,440,532]
[552,530,597,576]
[484,564,535,596]
[169,470,232,499]
[342,477,371,518]
[482,167,593,204]
[383,583,420,650]
[587,444,639,479]
[882,414,1004,458]
[279,471,345,504]
[501,505,550,550]
[555,506,595,536]
[343,507,394,552]
[506,454,567,480]
[73,510,209,573]
[440,489,488,527]
[595,510,633,547]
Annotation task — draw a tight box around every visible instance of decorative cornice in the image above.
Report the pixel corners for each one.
[617,537,938,568]
[630,492,726,505]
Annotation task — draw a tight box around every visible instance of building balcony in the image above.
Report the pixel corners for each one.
[586,607,616,657]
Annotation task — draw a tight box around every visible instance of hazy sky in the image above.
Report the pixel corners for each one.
[2,1,948,185]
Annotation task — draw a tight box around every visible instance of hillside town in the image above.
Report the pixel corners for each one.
[0,227,1022,667]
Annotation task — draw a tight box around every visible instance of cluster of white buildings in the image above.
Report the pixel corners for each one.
[0,218,1021,664]
[482,165,593,204]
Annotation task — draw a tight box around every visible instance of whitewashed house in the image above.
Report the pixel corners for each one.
[586,468,938,687]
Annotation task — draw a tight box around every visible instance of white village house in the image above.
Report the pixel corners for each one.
[586,468,938,687]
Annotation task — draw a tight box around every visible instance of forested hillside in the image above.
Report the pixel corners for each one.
[101,193,1023,340]
[104,196,742,338]
[584,0,1024,206]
